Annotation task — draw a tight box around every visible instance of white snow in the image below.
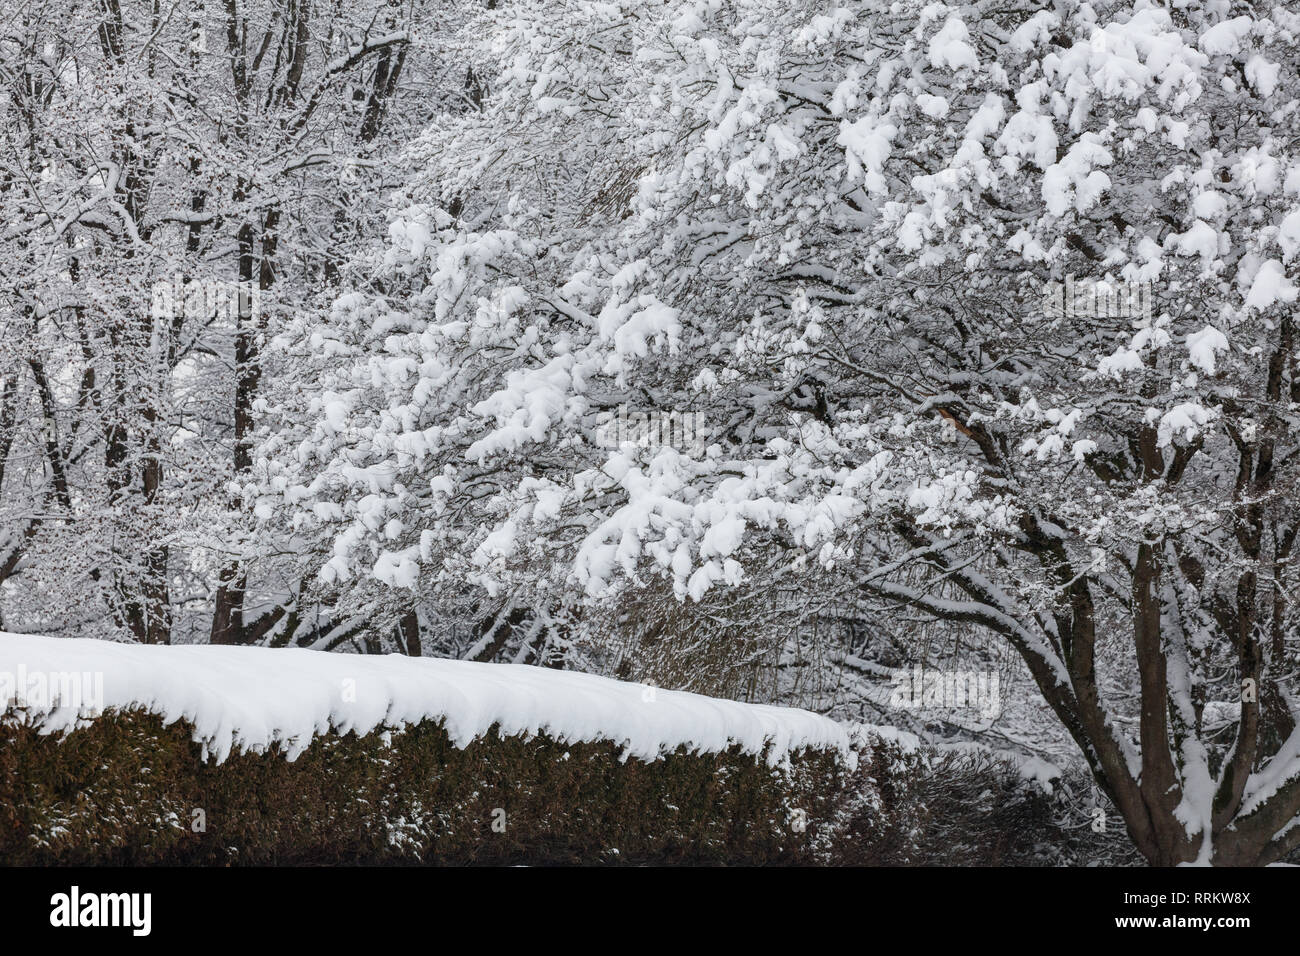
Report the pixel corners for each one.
[928,17,979,72]
[1157,402,1216,448]
[1245,259,1297,311]
[1175,219,1221,260]
[1186,325,1229,374]
[915,94,949,119]
[838,117,897,195]
[1198,16,1254,56]
[1097,347,1144,380]
[1245,55,1280,97]
[0,632,852,766]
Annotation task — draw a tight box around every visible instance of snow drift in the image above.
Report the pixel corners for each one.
[0,633,851,765]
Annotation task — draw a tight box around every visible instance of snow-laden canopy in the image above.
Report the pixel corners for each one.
[252,0,1300,866]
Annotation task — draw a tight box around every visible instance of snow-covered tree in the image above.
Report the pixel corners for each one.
[264,0,1300,864]
[0,0,462,642]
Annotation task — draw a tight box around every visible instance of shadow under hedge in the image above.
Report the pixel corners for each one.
[823,739,1145,866]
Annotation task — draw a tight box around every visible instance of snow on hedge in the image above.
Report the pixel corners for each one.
[0,633,851,766]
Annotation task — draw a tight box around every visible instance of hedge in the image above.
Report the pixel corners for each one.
[0,708,850,865]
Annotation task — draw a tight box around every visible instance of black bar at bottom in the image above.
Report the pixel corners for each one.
[0,864,1276,944]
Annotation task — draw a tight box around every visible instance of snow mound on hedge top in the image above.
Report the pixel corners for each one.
[0,633,852,766]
